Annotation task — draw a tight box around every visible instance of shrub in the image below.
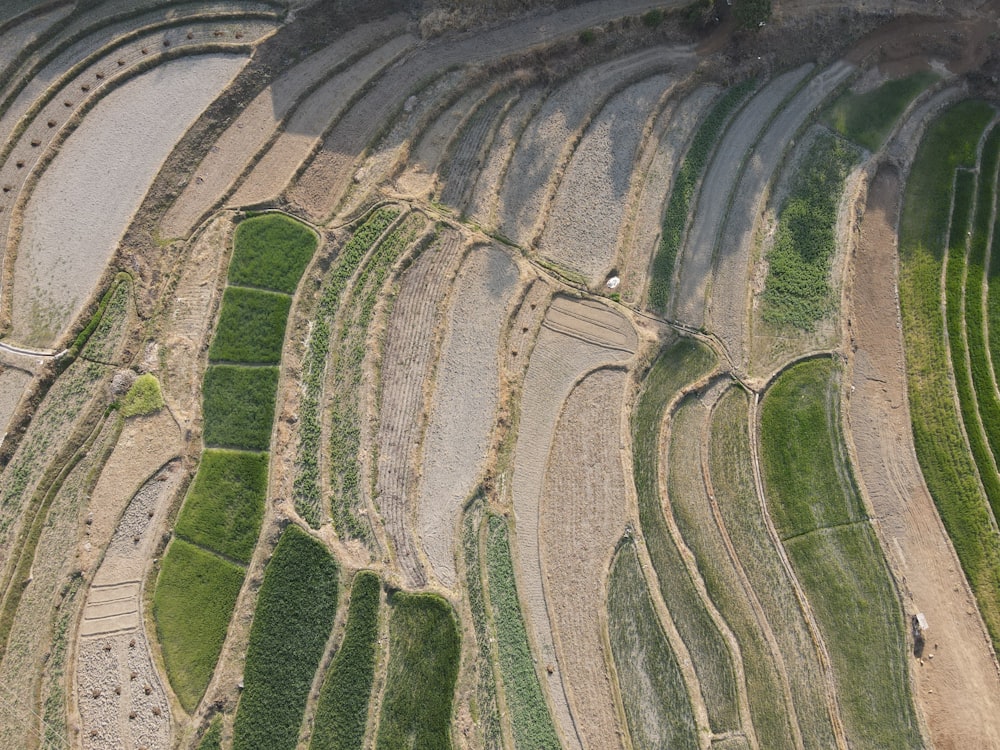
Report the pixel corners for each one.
[120,373,164,417]
[578,28,596,45]
[310,571,381,750]
[735,0,771,28]
[209,287,292,364]
[202,365,279,451]
[229,214,318,294]
[174,450,268,563]
[153,539,245,712]
[233,525,340,750]
[641,8,664,27]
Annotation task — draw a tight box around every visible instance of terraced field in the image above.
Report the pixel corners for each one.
[1,1,999,748]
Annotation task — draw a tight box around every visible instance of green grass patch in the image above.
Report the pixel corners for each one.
[153,539,245,712]
[174,450,268,564]
[202,365,279,451]
[763,132,859,330]
[632,340,740,732]
[233,525,340,750]
[310,570,381,750]
[119,373,164,418]
[761,359,921,748]
[197,716,224,750]
[375,592,461,750]
[649,80,756,313]
[294,208,399,526]
[898,99,1000,652]
[485,514,561,750]
[209,287,292,364]
[823,71,938,151]
[607,538,698,750]
[229,213,318,294]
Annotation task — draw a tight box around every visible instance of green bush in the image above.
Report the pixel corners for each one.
[763,133,859,330]
[310,571,381,750]
[175,450,268,563]
[485,515,560,749]
[202,365,279,451]
[375,592,461,750]
[209,287,292,364]
[823,71,937,152]
[233,525,340,750]
[120,373,164,417]
[229,214,318,294]
[642,8,665,26]
[153,539,245,712]
[649,81,755,313]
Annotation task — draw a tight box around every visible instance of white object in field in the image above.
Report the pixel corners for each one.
[606,276,620,289]
[916,612,929,631]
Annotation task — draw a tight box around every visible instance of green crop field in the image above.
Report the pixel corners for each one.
[228,213,318,294]
[152,539,245,712]
[823,71,938,151]
[485,514,561,749]
[197,716,223,750]
[649,80,755,313]
[374,592,461,750]
[632,339,740,732]
[310,570,381,750]
[233,525,340,750]
[174,449,268,563]
[897,98,1000,651]
[763,132,859,330]
[209,287,292,364]
[607,538,698,750]
[201,365,279,451]
[761,358,921,748]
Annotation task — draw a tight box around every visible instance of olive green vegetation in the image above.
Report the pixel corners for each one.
[485,514,560,750]
[734,0,771,28]
[197,716,224,750]
[649,80,755,313]
[233,525,340,750]
[76,274,131,361]
[201,365,279,451]
[763,132,859,330]
[760,359,921,749]
[174,450,268,563]
[119,373,164,418]
[310,570,381,750]
[632,340,740,733]
[228,213,318,294]
[897,99,1000,652]
[152,539,245,712]
[375,592,461,750]
[823,71,938,152]
[709,386,837,750]
[209,287,292,364]
[294,208,399,526]
[669,394,795,750]
[607,538,698,750]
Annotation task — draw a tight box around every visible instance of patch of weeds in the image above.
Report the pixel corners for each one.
[119,373,164,418]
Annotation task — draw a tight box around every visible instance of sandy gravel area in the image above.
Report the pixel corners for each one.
[709,61,854,370]
[160,14,409,238]
[227,33,416,209]
[286,0,694,222]
[619,85,718,307]
[498,47,678,249]
[8,54,248,348]
[377,228,465,587]
[510,297,636,748]
[0,365,29,438]
[845,165,1000,747]
[417,245,519,588]
[672,64,812,328]
[539,367,630,750]
[538,72,678,286]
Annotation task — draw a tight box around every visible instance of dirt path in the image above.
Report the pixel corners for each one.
[844,165,1000,748]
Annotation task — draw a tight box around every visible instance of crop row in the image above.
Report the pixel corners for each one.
[647,80,755,313]
[485,513,561,749]
[374,592,460,749]
[232,525,340,750]
[762,131,859,330]
[309,570,381,750]
[897,99,1000,651]
[760,358,921,748]
[293,207,399,526]
[631,339,741,733]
